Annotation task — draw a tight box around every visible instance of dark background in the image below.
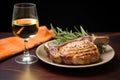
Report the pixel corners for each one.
[0,0,119,32]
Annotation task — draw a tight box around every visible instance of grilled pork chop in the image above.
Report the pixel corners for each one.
[44,36,109,65]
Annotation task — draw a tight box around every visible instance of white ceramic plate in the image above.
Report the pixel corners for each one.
[36,40,115,68]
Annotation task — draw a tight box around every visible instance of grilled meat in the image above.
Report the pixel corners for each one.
[44,36,109,65]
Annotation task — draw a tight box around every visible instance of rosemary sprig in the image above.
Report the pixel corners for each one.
[96,44,106,54]
[50,24,88,45]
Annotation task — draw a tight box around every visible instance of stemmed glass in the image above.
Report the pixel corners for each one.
[12,3,39,64]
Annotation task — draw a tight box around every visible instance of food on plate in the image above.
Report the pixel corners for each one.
[44,35,109,65]
[44,25,109,65]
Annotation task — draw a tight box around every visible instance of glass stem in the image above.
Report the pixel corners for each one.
[24,39,30,57]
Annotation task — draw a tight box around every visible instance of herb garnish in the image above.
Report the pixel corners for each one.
[50,24,88,45]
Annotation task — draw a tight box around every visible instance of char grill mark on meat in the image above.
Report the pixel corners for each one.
[58,36,100,64]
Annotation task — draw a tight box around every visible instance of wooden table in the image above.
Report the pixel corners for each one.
[0,32,120,80]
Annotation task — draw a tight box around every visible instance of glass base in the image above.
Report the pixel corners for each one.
[15,55,38,64]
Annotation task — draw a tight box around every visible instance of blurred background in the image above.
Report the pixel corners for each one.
[0,0,119,32]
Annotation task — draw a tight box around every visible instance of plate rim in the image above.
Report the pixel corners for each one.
[36,40,115,68]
